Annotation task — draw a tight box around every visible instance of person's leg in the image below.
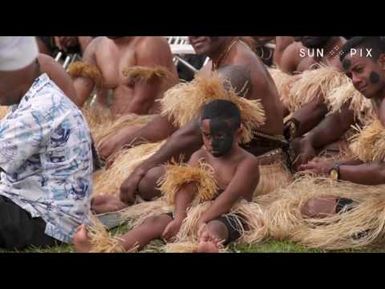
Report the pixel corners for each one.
[137,165,165,201]
[73,213,173,252]
[197,215,245,253]
[301,195,355,218]
[197,221,227,253]
[0,196,61,250]
[91,195,127,214]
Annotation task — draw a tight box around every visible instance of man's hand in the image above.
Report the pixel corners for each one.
[298,158,335,175]
[291,137,317,170]
[97,136,124,162]
[162,218,183,241]
[119,172,144,205]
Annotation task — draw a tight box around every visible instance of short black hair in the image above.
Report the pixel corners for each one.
[340,37,385,62]
[201,99,241,130]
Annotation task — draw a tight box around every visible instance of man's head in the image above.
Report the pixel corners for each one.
[340,37,385,98]
[188,37,234,57]
[200,99,241,157]
[296,36,331,49]
[0,37,39,105]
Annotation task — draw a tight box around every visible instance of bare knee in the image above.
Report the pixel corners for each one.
[138,166,165,201]
[301,196,338,218]
[205,220,229,242]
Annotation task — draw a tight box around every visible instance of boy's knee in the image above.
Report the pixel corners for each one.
[206,220,228,238]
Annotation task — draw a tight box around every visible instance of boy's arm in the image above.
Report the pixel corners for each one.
[199,157,260,224]
[173,149,204,220]
[162,149,204,240]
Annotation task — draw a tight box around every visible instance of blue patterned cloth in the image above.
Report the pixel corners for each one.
[0,73,93,243]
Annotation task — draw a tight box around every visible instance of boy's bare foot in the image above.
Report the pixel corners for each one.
[196,231,222,253]
[73,225,93,252]
[91,195,127,214]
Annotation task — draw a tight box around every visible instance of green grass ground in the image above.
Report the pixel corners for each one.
[2,240,383,253]
[2,222,383,253]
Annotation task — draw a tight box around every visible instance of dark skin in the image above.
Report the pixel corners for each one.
[98,37,284,160]
[0,61,41,106]
[273,37,295,67]
[73,118,259,252]
[299,52,385,185]
[38,54,77,103]
[72,36,177,113]
[291,102,355,168]
[114,37,283,205]
[299,51,385,218]
[283,37,347,139]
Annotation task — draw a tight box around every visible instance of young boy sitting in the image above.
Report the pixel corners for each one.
[74,99,260,252]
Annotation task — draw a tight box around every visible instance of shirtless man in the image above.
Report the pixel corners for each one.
[98,36,284,205]
[74,100,260,252]
[279,36,345,74]
[71,36,178,115]
[298,37,385,217]
[279,37,352,166]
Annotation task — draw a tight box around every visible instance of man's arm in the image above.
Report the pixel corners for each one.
[288,98,329,138]
[306,104,355,149]
[300,158,385,185]
[38,54,77,104]
[199,157,260,223]
[292,104,355,168]
[133,118,203,173]
[72,38,99,107]
[118,119,203,204]
[97,114,178,160]
[124,38,177,115]
[339,162,385,185]
[279,42,302,75]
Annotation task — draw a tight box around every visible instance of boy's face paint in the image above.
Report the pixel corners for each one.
[210,119,234,157]
[201,119,235,157]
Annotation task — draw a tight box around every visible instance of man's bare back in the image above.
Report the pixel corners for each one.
[73,36,178,115]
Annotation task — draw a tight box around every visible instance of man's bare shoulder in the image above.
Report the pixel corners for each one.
[136,37,170,51]
[79,37,106,59]
[279,41,304,73]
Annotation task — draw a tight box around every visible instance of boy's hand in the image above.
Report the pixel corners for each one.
[162,219,183,241]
